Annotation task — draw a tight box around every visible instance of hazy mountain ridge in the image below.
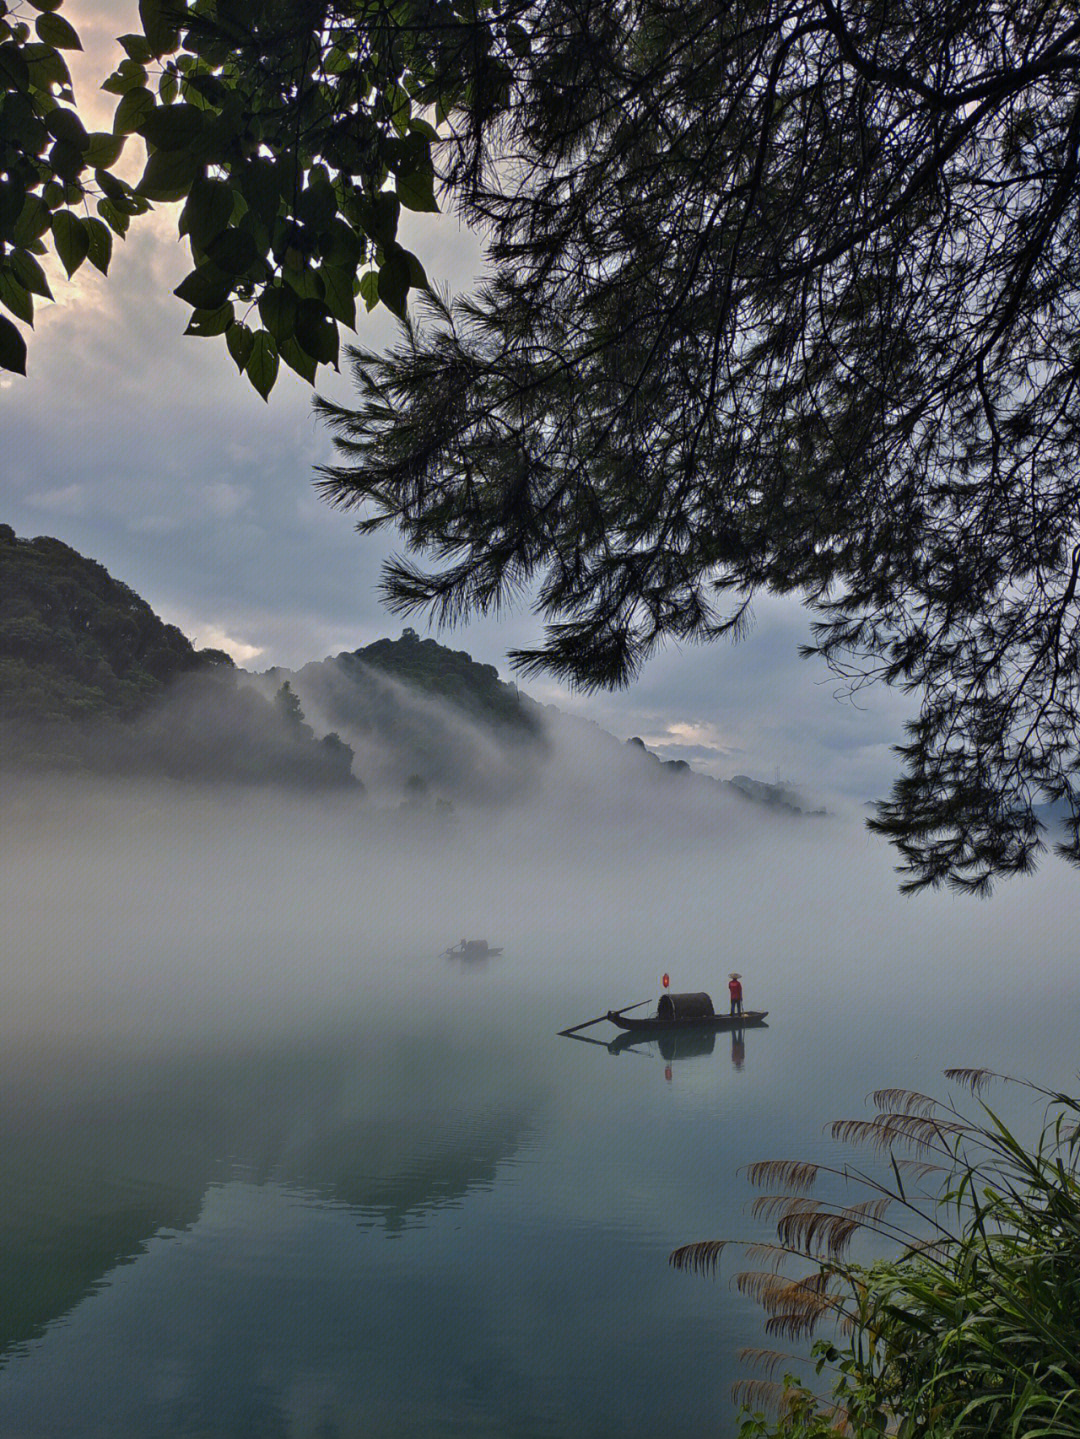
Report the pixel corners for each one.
[0,526,356,789]
[0,526,814,813]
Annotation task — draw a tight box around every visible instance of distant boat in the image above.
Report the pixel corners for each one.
[444,940,503,957]
[608,991,767,1032]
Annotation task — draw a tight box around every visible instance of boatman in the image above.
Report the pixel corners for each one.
[728,972,743,1016]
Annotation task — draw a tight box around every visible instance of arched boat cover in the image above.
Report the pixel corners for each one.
[657,991,715,1022]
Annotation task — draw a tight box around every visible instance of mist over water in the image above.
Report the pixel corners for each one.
[2,718,1077,1437]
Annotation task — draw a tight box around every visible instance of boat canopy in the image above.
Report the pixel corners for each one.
[657,991,715,1022]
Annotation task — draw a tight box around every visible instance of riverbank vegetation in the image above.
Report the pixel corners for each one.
[671,1072,1080,1438]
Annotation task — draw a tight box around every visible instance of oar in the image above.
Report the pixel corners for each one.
[561,1031,652,1058]
[557,999,650,1037]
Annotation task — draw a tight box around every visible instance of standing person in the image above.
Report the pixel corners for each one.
[728,972,743,1016]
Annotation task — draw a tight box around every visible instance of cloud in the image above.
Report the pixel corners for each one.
[23,484,87,516]
[194,627,266,665]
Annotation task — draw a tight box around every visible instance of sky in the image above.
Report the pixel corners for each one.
[2,2,916,806]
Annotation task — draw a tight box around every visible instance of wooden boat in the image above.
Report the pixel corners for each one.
[608,991,767,1032]
[609,1009,768,1032]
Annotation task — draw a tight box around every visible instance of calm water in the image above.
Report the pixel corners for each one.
[2,779,1078,1437]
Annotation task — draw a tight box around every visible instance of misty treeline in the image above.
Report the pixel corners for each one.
[0,527,538,799]
[1,526,817,816]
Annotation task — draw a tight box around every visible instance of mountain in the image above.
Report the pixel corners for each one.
[0,522,228,726]
[1,525,819,813]
[0,526,356,789]
[264,628,545,805]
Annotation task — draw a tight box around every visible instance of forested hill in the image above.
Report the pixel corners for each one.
[1,527,814,812]
[344,632,537,733]
[0,523,229,725]
[0,526,356,789]
[262,629,544,806]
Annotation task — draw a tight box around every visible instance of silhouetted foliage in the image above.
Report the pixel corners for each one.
[0,0,495,393]
[316,0,1080,891]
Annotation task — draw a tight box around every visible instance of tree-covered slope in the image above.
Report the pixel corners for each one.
[0,522,228,727]
[344,629,539,734]
[0,526,356,788]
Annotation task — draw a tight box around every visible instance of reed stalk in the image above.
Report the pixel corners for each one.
[670,1071,1080,1438]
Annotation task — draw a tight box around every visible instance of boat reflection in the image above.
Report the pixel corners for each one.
[564,1022,765,1072]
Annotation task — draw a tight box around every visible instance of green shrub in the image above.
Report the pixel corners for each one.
[672,1073,1080,1438]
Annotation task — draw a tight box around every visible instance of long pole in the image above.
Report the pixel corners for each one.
[557,999,650,1037]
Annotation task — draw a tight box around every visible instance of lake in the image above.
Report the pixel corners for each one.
[2,776,1078,1437]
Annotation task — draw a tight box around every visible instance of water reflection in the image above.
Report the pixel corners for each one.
[0,1026,536,1358]
[4,779,1080,1436]
[562,1021,766,1070]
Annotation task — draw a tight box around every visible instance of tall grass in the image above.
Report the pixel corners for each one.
[670,1071,1080,1438]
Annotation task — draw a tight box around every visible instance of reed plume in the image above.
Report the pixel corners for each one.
[671,1072,1080,1438]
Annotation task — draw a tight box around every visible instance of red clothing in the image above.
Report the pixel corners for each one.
[728,978,743,1003]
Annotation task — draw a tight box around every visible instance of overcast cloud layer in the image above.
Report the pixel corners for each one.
[2,2,916,806]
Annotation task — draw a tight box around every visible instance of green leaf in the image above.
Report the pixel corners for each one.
[50,210,89,276]
[96,169,147,213]
[83,217,112,274]
[407,116,439,142]
[321,218,365,268]
[404,249,428,291]
[101,57,148,95]
[158,66,179,105]
[10,249,52,299]
[138,102,204,150]
[0,41,30,92]
[139,0,180,56]
[0,271,33,326]
[366,191,399,247]
[258,283,298,342]
[246,328,278,399]
[117,33,152,63]
[174,264,231,310]
[182,71,229,107]
[45,108,89,149]
[48,139,85,183]
[505,22,531,57]
[225,321,254,372]
[180,177,234,249]
[358,269,379,311]
[279,336,317,384]
[396,168,438,214]
[97,197,130,235]
[204,226,258,276]
[281,261,323,301]
[318,264,356,329]
[377,249,410,320]
[240,158,281,226]
[295,300,338,366]
[297,180,336,232]
[25,0,65,12]
[113,87,155,135]
[84,131,125,168]
[136,146,202,202]
[14,194,50,247]
[0,314,28,374]
[35,11,80,48]
[184,301,234,336]
[22,41,70,89]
